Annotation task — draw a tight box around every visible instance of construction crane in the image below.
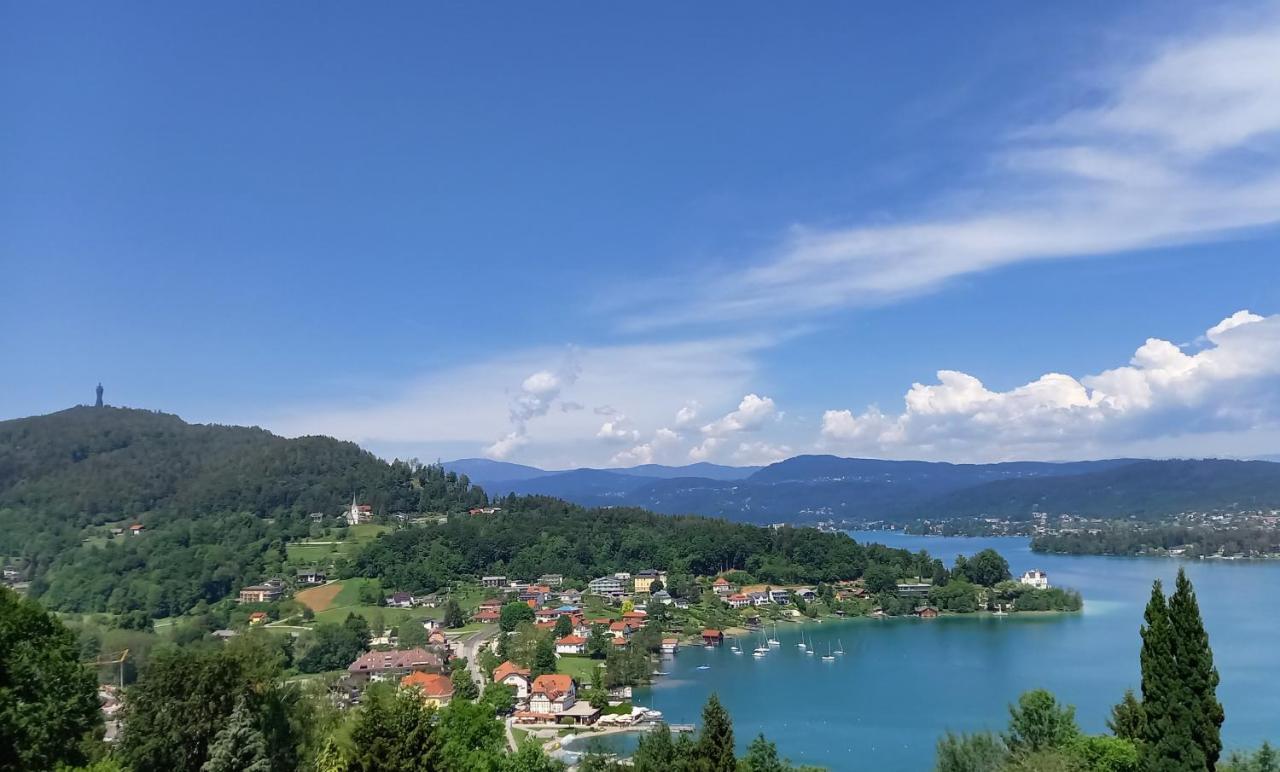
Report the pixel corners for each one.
[85,648,129,688]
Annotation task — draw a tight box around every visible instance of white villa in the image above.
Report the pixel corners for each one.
[1020,569,1050,590]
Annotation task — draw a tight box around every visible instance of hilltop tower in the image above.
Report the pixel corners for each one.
[95,382,104,407]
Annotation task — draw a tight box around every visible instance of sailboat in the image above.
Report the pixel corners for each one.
[796,632,807,650]
[730,636,740,653]
[767,624,780,647]
[834,638,845,656]
[821,643,835,662]
[804,634,815,655]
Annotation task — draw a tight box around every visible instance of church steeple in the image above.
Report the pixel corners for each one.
[95,383,104,408]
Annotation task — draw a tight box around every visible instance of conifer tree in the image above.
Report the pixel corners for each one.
[201,700,271,772]
[1169,569,1224,769]
[743,733,787,772]
[313,737,349,772]
[1139,579,1204,772]
[696,694,737,772]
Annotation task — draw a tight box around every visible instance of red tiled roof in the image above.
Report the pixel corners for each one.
[556,635,587,645]
[348,647,444,674]
[531,674,574,701]
[493,661,530,683]
[702,629,722,637]
[713,577,730,585]
[401,672,453,698]
[535,621,558,631]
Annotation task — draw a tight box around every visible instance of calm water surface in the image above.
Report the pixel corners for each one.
[615,531,1280,771]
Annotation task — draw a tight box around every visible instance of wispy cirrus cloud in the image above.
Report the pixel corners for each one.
[626,16,1280,330]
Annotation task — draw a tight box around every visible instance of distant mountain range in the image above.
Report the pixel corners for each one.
[445,454,1280,524]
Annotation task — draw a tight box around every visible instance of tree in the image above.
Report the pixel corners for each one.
[348,684,440,772]
[1168,569,1223,769]
[1140,579,1203,771]
[956,549,1011,587]
[935,732,1007,772]
[648,578,664,594]
[443,600,466,629]
[1003,689,1079,754]
[743,733,786,772]
[587,624,610,659]
[500,739,567,772]
[0,587,101,771]
[500,602,535,632]
[532,635,557,678]
[299,620,367,673]
[1064,735,1140,772]
[553,614,574,638]
[1107,689,1146,743]
[452,667,479,701]
[398,620,428,648]
[632,723,677,771]
[695,694,736,772]
[200,700,271,772]
[314,737,349,772]
[482,682,516,715]
[863,564,899,595]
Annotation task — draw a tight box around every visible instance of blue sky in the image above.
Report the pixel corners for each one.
[4,2,1280,467]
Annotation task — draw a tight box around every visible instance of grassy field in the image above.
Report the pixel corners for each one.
[286,524,389,565]
[303,578,489,627]
[556,655,602,685]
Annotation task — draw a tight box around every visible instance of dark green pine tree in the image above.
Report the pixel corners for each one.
[743,733,786,772]
[200,700,271,772]
[1169,568,1224,769]
[1139,579,1203,772]
[696,694,737,772]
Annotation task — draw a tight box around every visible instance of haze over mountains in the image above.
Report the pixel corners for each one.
[445,454,1280,524]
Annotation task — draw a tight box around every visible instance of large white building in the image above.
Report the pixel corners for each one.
[1020,569,1050,590]
[588,576,624,595]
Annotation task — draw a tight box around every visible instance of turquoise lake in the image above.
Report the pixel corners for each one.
[600,531,1280,771]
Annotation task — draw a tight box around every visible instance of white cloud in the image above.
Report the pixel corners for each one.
[596,416,640,445]
[611,427,682,466]
[700,394,777,437]
[732,441,792,465]
[687,393,779,461]
[628,17,1280,329]
[266,335,774,468]
[674,402,701,429]
[821,310,1280,460]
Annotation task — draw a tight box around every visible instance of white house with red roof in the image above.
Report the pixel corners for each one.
[555,635,587,655]
[493,660,531,699]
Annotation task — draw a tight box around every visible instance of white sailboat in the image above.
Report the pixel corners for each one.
[804,633,815,655]
[767,623,780,647]
[796,632,807,650]
[821,643,835,661]
[834,638,845,656]
[730,636,740,653]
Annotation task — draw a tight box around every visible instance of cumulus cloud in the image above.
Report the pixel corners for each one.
[482,357,582,458]
[820,310,1280,460]
[627,17,1280,330]
[674,402,701,429]
[689,394,778,460]
[611,427,682,466]
[732,441,793,465]
[596,415,640,445]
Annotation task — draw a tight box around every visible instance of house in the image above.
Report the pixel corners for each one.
[538,574,564,588]
[128,523,144,536]
[296,569,327,586]
[427,630,448,646]
[308,511,325,521]
[747,591,769,607]
[422,618,442,631]
[673,597,691,609]
[401,672,454,707]
[702,629,724,646]
[633,569,662,594]
[416,593,441,608]
[535,608,563,624]
[529,674,576,715]
[650,589,672,605]
[473,608,501,623]
[212,629,238,641]
[558,589,583,604]
[661,637,679,654]
[611,637,629,649]
[468,506,502,516]
[248,611,268,625]
[768,589,790,605]
[555,635,587,655]
[608,621,634,639]
[238,579,283,604]
[916,606,940,619]
[388,592,413,608]
[613,572,632,582]
[897,583,932,598]
[621,610,647,626]
[344,497,373,526]
[493,661,531,699]
[793,587,818,602]
[482,576,508,588]
[712,577,734,596]
[520,585,553,606]
[347,648,446,681]
[726,593,751,609]
[587,576,624,596]
[1020,569,1050,590]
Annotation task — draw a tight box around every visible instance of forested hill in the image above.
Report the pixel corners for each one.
[0,406,486,617]
[0,405,484,523]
